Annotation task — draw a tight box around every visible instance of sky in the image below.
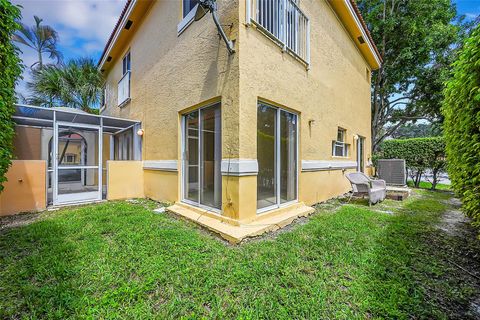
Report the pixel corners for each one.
[12,0,480,97]
[13,0,126,97]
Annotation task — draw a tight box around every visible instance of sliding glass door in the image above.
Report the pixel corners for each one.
[257,102,297,212]
[183,103,222,210]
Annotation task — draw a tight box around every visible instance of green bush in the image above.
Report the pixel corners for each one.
[0,0,23,192]
[375,137,446,189]
[442,25,480,223]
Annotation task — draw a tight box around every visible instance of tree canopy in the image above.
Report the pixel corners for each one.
[12,15,62,69]
[28,58,104,113]
[357,0,464,150]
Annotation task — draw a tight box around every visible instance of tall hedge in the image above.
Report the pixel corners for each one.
[375,137,446,189]
[0,0,22,191]
[442,24,480,223]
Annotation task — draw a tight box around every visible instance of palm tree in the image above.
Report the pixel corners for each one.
[12,15,62,69]
[28,58,104,113]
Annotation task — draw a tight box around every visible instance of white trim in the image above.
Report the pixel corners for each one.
[98,0,137,70]
[57,121,100,130]
[15,103,141,123]
[344,0,382,67]
[182,199,222,215]
[221,159,259,176]
[177,3,198,35]
[143,160,178,171]
[245,0,251,25]
[54,121,103,205]
[301,160,357,171]
[257,199,299,214]
[256,103,299,214]
[57,191,100,204]
[57,166,99,170]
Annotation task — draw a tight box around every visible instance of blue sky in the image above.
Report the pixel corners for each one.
[13,0,480,95]
[455,0,480,20]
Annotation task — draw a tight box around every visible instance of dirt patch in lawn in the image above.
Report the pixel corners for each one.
[434,197,480,319]
[437,197,471,237]
[0,211,45,232]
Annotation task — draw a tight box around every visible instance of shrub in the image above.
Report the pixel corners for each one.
[0,0,23,192]
[442,25,480,223]
[375,137,446,189]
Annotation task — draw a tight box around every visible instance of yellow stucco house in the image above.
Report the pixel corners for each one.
[97,0,381,242]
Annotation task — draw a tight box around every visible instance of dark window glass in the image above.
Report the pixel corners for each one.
[122,52,130,75]
[183,0,199,18]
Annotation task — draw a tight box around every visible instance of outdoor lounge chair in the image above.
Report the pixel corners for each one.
[345,172,387,206]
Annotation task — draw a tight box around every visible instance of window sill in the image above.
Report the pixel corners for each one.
[332,156,349,159]
[118,97,131,108]
[177,4,198,36]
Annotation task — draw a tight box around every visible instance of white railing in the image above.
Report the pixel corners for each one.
[117,71,131,106]
[247,0,310,67]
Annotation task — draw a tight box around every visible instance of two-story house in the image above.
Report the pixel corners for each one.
[99,0,381,242]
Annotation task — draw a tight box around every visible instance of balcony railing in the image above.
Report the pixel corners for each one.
[247,0,310,67]
[118,71,131,106]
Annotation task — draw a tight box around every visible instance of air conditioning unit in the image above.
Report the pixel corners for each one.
[377,159,406,186]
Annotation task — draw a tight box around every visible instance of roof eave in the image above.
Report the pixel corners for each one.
[329,0,382,70]
[98,0,136,71]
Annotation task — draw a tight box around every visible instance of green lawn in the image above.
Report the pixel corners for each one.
[1,191,479,319]
[407,180,452,190]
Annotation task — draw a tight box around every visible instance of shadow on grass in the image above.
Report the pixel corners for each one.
[358,196,480,319]
[1,195,479,319]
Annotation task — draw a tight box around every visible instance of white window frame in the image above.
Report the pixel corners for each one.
[257,102,299,214]
[178,0,199,35]
[122,51,131,75]
[180,102,222,214]
[332,128,348,157]
[118,51,131,107]
[356,135,365,172]
[246,0,310,67]
[65,154,76,164]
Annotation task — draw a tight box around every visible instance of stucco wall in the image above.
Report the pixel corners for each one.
[107,161,144,200]
[101,0,373,220]
[237,0,372,204]
[13,126,42,160]
[102,0,240,160]
[102,0,240,209]
[143,170,178,203]
[0,160,46,216]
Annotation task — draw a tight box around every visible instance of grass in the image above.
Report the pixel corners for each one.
[407,180,452,191]
[1,191,479,319]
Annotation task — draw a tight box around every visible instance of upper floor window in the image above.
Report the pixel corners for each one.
[122,51,131,75]
[332,128,349,157]
[247,0,310,67]
[183,0,198,18]
[118,51,131,106]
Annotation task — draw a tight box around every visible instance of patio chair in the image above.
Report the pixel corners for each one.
[345,172,386,206]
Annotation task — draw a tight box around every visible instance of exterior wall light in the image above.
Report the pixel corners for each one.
[353,134,359,140]
[137,128,144,136]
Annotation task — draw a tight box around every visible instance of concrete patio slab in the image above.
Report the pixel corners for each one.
[386,186,411,201]
[167,202,315,244]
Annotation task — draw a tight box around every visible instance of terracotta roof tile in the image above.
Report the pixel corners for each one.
[98,0,132,67]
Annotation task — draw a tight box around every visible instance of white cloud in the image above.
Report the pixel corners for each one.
[14,0,124,47]
[12,0,126,97]
[465,12,479,19]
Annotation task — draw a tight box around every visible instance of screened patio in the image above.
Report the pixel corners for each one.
[11,104,142,206]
